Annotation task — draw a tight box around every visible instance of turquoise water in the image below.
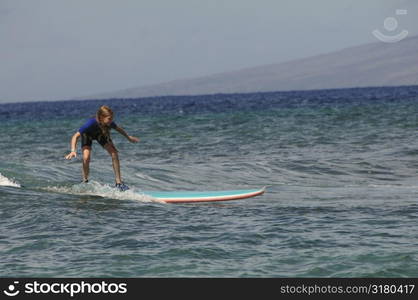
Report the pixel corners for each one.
[1,86,418,277]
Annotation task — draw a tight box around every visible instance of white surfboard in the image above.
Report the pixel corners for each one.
[143,187,266,203]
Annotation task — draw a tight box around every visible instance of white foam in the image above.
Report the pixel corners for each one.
[44,181,164,203]
[0,173,21,188]
[135,172,162,183]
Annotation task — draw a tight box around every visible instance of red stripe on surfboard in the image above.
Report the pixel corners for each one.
[161,188,265,204]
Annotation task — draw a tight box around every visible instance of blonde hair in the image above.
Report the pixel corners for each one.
[96,105,114,121]
[96,105,114,138]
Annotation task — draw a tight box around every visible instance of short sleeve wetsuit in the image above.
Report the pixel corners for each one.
[78,118,117,148]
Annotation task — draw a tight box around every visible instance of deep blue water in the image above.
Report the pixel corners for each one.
[1,86,418,277]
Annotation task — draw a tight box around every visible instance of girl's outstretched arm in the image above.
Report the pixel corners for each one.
[115,126,139,143]
[65,132,81,159]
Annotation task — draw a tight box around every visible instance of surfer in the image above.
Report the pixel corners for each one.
[64,105,139,191]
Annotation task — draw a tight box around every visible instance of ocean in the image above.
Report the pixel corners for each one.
[1,86,418,277]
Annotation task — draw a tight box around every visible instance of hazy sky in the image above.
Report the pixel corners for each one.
[1,0,417,103]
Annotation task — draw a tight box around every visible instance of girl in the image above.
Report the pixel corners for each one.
[65,105,139,191]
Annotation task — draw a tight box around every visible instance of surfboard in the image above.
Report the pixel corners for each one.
[143,187,266,203]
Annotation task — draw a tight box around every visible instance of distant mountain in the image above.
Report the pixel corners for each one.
[81,36,418,100]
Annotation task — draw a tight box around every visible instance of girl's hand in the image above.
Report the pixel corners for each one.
[65,151,77,160]
[128,136,140,143]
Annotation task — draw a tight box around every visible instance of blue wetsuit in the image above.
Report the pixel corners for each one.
[78,118,117,148]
